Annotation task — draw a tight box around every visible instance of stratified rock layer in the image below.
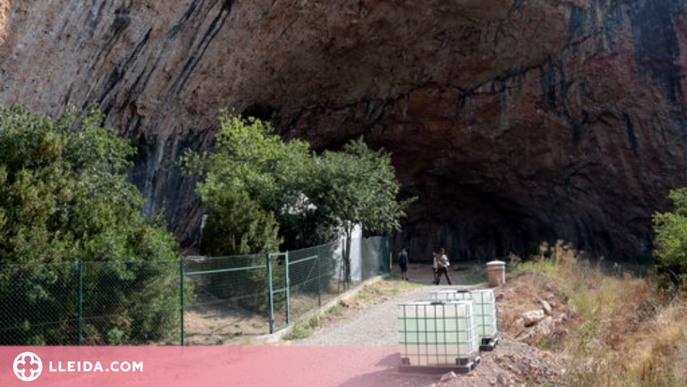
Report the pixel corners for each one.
[0,0,686,259]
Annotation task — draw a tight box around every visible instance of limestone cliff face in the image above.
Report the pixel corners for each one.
[0,0,686,259]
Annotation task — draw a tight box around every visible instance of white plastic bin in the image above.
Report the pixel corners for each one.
[487,260,506,286]
[398,300,479,366]
[430,289,498,342]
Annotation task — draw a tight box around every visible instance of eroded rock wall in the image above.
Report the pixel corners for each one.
[0,0,686,259]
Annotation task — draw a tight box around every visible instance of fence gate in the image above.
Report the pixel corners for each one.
[267,252,290,333]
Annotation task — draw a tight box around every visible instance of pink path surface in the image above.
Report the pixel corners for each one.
[1,346,406,387]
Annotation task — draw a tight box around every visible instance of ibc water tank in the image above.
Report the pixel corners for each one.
[430,289,498,342]
[397,300,479,366]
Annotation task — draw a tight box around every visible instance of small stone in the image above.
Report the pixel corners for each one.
[539,299,552,315]
[440,371,457,383]
[513,317,525,328]
[536,316,555,336]
[522,310,545,326]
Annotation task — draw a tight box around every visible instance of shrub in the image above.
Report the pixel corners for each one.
[180,113,411,253]
[199,189,281,257]
[0,105,180,344]
[653,188,687,291]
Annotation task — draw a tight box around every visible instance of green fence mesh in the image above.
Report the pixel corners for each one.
[361,236,392,280]
[0,236,390,345]
[0,262,79,345]
[183,254,269,344]
[287,242,343,319]
[0,260,181,345]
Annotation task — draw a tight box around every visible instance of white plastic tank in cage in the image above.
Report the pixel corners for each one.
[430,288,499,350]
[397,300,479,367]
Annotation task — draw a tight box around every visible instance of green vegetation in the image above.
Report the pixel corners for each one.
[653,188,687,291]
[309,138,413,283]
[326,303,345,316]
[181,112,315,253]
[506,242,687,387]
[283,315,324,340]
[0,105,180,344]
[181,112,410,253]
[181,112,412,284]
[198,189,281,257]
[283,322,311,340]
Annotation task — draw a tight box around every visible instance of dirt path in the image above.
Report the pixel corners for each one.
[296,286,431,346]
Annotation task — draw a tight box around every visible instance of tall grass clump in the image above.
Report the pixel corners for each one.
[510,241,687,387]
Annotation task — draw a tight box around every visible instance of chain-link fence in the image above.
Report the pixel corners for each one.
[0,236,391,346]
[0,260,181,346]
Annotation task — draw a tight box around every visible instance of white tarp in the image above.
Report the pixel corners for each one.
[333,224,363,282]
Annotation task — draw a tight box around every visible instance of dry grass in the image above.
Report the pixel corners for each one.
[344,275,421,307]
[506,241,687,387]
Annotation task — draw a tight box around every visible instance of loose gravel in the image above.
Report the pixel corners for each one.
[295,286,434,346]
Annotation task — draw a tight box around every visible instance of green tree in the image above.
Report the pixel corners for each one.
[200,189,281,256]
[182,112,412,284]
[653,188,687,290]
[301,139,413,284]
[180,112,313,252]
[0,105,180,344]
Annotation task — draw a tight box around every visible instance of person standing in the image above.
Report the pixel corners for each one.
[434,248,452,285]
[432,249,439,284]
[398,248,409,281]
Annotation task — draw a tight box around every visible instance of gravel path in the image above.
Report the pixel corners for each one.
[295,286,434,346]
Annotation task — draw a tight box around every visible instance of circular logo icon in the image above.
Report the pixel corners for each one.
[13,352,42,382]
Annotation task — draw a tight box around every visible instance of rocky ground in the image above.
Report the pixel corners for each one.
[287,264,566,387]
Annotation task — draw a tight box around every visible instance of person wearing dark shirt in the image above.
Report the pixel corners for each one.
[398,248,409,281]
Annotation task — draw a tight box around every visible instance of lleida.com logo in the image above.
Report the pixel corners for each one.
[13,351,143,382]
[13,352,42,382]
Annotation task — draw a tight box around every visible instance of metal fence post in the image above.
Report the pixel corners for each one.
[180,258,185,346]
[285,251,290,326]
[316,246,322,307]
[78,260,83,346]
[266,253,274,334]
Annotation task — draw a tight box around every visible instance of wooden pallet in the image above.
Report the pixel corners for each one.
[398,356,481,374]
[479,336,499,352]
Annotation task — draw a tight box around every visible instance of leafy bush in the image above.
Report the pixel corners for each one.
[0,105,180,344]
[188,254,274,315]
[181,113,412,290]
[180,112,314,251]
[653,188,687,291]
[199,189,281,257]
[181,112,411,252]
